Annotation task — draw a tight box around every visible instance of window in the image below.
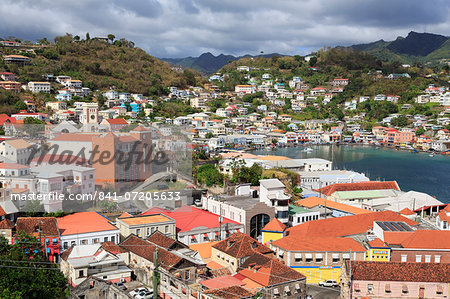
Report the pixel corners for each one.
[416,255,422,262]
[305,254,313,263]
[425,255,431,263]
[147,227,150,236]
[136,229,141,236]
[315,254,323,263]
[367,284,374,294]
[103,237,108,242]
[437,285,443,295]
[93,238,99,244]
[78,270,84,278]
[402,285,408,294]
[385,284,391,293]
[165,225,169,233]
[294,254,302,263]
[81,239,87,245]
[401,255,407,262]
[332,254,340,263]
[63,242,68,249]
[111,236,115,243]
[435,255,441,263]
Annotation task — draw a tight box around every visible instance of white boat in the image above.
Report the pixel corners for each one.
[304,147,313,152]
[429,154,435,157]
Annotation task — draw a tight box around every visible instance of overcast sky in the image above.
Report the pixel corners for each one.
[1,0,449,58]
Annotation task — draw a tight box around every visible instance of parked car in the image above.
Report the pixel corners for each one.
[114,282,127,290]
[319,280,338,287]
[135,290,154,299]
[194,198,202,207]
[130,288,148,297]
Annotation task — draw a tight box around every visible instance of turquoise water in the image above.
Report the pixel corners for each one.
[252,145,450,203]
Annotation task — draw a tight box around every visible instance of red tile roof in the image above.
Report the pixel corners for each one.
[119,235,189,271]
[238,253,305,286]
[141,205,240,233]
[146,231,177,249]
[262,218,286,232]
[16,217,59,237]
[57,212,118,235]
[0,205,6,217]
[399,230,450,249]
[398,208,415,216]
[314,181,400,196]
[286,211,417,238]
[368,238,388,248]
[383,231,414,245]
[272,236,366,252]
[203,285,254,299]
[200,275,245,289]
[347,261,450,282]
[213,232,273,259]
[0,218,14,229]
[101,241,128,254]
[104,118,128,125]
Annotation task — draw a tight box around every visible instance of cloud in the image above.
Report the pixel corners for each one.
[0,0,449,57]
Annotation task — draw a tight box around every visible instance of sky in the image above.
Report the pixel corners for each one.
[1,0,449,58]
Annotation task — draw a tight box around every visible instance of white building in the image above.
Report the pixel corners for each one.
[440,92,450,106]
[58,212,120,250]
[259,179,290,224]
[60,244,131,287]
[436,205,450,230]
[103,90,119,100]
[27,82,51,93]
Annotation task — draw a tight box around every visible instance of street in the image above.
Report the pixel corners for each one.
[306,284,341,299]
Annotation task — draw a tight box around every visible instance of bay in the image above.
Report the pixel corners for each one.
[251,145,450,203]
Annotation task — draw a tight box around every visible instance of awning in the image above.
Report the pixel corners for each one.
[402,285,408,292]
[284,286,290,293]
[273,288,279,295]
[437,285,443,293]
[332,253,339,258]
[305,253,313,259]
[216,252,220,257]
[295,253,302,259]
[315,253,323,258]
[343,253,350,259]
[203,233,208,237]
[191,236,196,240]
[215,232,219,236]
[295,283,301,290]
[354,283,360,291]
[385,284,391,292]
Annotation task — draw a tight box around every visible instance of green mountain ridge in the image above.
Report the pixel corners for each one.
[349,31,450,64]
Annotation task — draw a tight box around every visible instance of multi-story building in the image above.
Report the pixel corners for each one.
[0,81,21,93]
[0,138,35,165]
[57,212,120,250]
[437,204,450,230]
[259,179,290,224]
[15,217,60,262]
[341,261,450,299]
[115,213,176,240]
[28,81,51,93]
[271,235,366,284]
[60,243,131,286]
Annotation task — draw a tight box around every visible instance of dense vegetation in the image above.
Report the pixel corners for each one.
[0,233,68,298]
[0,33,204,96]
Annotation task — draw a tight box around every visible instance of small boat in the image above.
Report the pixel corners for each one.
[429,153,435,157]
[304,147,313,152]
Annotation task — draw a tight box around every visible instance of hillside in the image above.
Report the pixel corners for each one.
[0,34,203,95]
[349,31,450,64]
[161,52,286,74]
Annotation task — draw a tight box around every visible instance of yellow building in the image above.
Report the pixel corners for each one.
[366,238,391,261]
[261,218,286,246]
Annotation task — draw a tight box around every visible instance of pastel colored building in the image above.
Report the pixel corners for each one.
[341,261,450,299]
[115,213,176,240]
[366,238,391,262]
[383,129,414,145]
[261,217,286,245]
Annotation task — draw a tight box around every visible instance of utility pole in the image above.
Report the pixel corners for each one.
[153,247,158,299]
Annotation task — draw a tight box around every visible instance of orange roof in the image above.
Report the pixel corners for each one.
[118,214,173,226]
[273,236,366,252]
[400,230,450,249]
[189,241,220,259]
[398,208,415,216]
[240,277,264,290]
[118,212,132,218]
[287,211,417,239]
[368,238,388,248]
[105,118,128,125]
[200,275,245,289]
[57,212,118,235]
[206,260,226,270]
[262,218,286,232]
[295,196,371,215]
[383,231,414,245]
[315,181,400,196]
[0,162,28,169]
